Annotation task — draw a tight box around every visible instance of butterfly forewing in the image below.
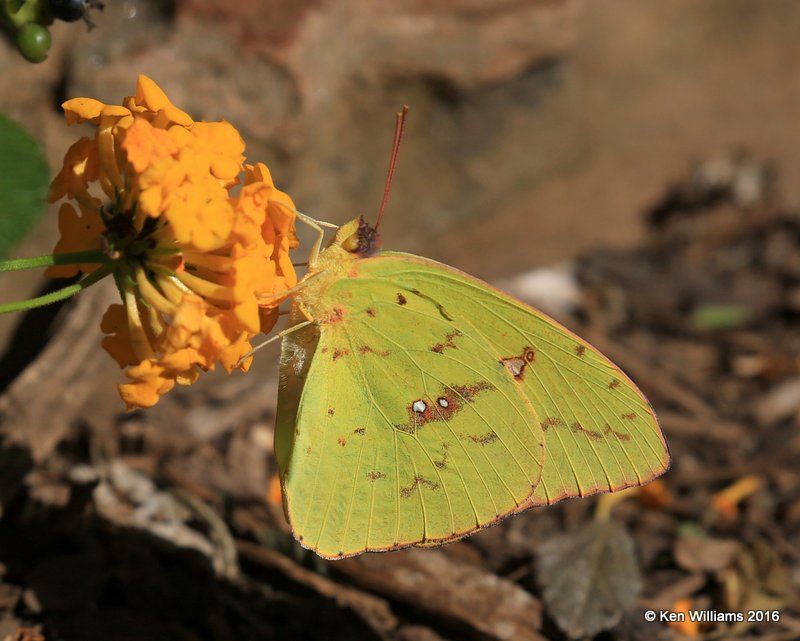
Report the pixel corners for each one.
[276,250,669,558]
[276,280,545,558]
[357,253,670,508]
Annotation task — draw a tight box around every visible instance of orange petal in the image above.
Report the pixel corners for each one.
[135,75,193,127]
[118,360,175,410]
[45,203,104,278]
[121,118,179,173]
[219,334,253,372]
[62,98,107,125]
[100,304,139,367]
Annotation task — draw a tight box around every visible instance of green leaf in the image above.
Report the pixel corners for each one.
[0,112,50,259]
[537,519,642,638]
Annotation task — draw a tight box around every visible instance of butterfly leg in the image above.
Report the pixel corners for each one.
[236,319,314,365]
[257,270,327,302]
[294,211,339,267]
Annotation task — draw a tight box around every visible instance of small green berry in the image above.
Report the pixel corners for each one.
[16,23,52,63]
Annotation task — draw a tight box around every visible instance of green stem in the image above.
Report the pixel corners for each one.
[0,264,111,314]
[0,249,109,272]
[3,0,39,29]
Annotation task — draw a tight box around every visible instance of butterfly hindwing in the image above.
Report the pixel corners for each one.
[276,276,545,558]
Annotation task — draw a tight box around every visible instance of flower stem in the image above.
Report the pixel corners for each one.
[0,264,112,314]
[0,249,109,273]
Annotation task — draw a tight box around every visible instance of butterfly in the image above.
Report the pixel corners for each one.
[272,111,670,560]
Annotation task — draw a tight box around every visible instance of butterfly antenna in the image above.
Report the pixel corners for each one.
[375,105,409,232]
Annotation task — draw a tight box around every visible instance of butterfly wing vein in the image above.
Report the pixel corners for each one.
[276,252,669,558]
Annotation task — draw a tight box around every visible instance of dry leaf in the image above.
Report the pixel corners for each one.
[723,539,792,611]
[537,519,642,638]
[674,535,740,573]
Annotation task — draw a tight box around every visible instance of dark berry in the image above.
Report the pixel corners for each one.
[49,0,87,22]
[49,0,104,28]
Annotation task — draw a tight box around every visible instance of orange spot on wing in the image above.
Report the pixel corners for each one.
[400,475,439,498]
[500,347,535,380]
[357,345,390,356]
[322,306,346,324]
[433,442,449,469]
[394,382,493,434]
[603,424,631,441]
[451,381,493,401]
[431,329,462,353]
[574,344,586,357]
[469,431,498,446]
[541,416,565,431]
[570,421,602,441]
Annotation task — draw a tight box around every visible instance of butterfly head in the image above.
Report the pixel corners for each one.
[337,217,381,257]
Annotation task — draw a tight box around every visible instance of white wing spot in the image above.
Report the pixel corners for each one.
[412,399,427,413]
[504,357,525,377]
[437,397,449,408]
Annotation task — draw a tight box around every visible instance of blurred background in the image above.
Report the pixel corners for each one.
[0,1,799,640]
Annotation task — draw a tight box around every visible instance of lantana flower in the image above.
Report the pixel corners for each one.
[44,75,298,409]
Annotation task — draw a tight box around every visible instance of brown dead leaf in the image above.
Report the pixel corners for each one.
[720,539,793,636]
[756,377,800,426]
[674,535,741,573]
[537,519,642,639]
[723,539,792,610]
[642,572,707,612]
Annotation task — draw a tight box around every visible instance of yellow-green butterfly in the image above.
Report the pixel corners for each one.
[273,111,670,560]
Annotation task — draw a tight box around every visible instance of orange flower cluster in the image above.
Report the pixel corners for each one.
[47,75,298,409]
